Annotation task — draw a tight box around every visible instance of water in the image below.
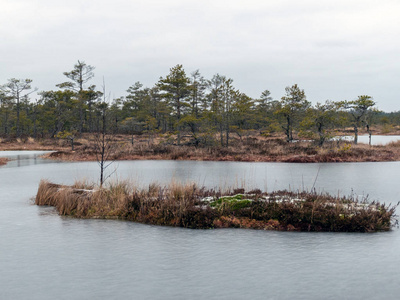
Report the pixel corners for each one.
[335,134,400,145]
[1,151,400,299]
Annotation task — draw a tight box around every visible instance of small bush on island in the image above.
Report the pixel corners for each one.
[35,180,398,232]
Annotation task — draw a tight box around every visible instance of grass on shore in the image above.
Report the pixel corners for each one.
[35,180,398,232]
[0,134,400,163]
[41,134,400,163]
[2,133,400,163]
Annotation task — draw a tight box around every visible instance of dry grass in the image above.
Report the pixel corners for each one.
[38,133,400,163]
[0,137,67,151]
[35,179,398,232]
[2,132,400,163]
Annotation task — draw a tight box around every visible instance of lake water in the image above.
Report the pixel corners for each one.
[1,151,400,299]
[336,134,400,145]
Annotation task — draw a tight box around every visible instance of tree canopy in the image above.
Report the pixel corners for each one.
[0,62,389,147]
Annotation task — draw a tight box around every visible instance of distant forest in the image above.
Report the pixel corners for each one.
[1,60,399,146]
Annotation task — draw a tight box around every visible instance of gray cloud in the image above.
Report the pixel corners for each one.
[1,0,399,111]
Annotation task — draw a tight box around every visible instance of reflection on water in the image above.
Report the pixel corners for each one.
[1,151,400,300]
[0,150,52,157]
[0,151,55,168]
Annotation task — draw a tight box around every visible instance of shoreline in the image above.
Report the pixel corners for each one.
[2,134,400,163]
[42,151,400,163]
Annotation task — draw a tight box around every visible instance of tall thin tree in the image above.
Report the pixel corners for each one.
[0,78,37,137]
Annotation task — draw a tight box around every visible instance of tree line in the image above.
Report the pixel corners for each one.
[0,60,395,146]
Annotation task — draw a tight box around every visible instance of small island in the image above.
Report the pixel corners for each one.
[35,180,397,232]
[2,62,399,233]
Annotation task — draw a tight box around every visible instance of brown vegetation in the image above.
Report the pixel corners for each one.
[44,134,400,163]
[35,180,398,232]
[0,137,66,151]
[2,133,400,163]
[0,157,7,165]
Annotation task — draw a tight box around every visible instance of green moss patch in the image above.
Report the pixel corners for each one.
[209,194,253,211]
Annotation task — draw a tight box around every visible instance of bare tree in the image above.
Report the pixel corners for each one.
[94,81,115,186]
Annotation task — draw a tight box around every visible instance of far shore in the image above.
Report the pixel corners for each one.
[1,132,400,164]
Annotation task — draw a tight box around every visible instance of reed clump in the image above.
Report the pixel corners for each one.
[35,180,398,232]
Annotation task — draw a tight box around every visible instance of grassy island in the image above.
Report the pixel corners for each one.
[35,180,397,232]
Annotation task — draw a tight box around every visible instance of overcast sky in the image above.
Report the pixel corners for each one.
[1,0,399,111]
